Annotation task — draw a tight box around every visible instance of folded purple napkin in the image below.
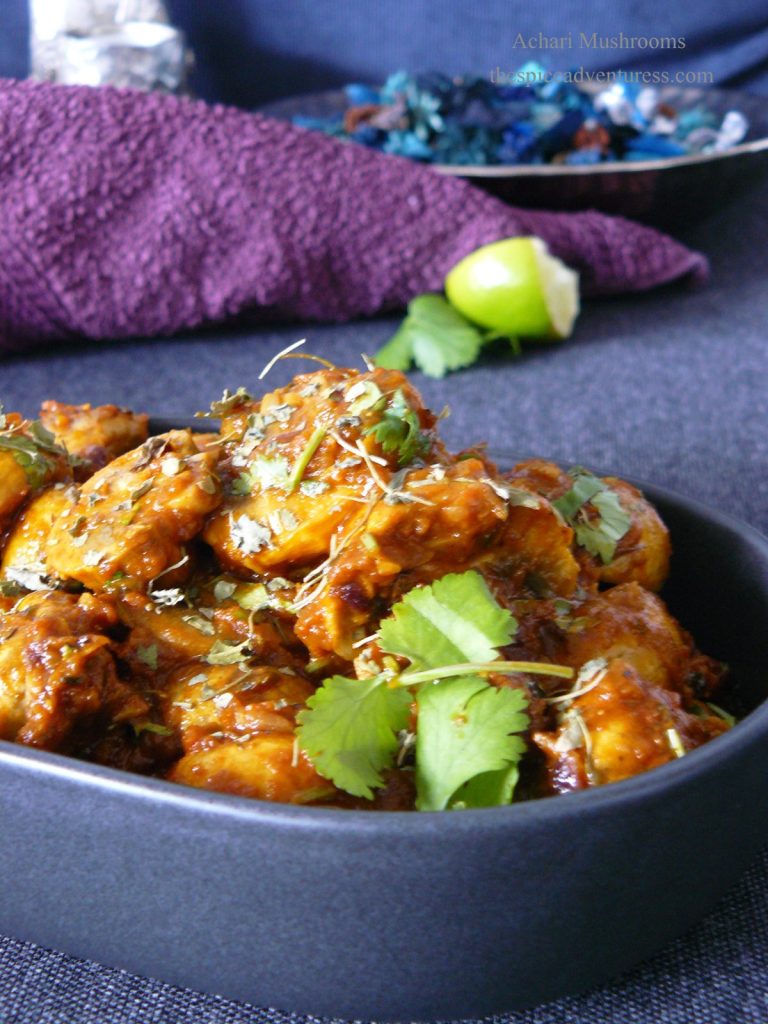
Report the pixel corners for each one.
[0,78,707,353]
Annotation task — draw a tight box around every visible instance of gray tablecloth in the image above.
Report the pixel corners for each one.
[1,179,767,1022]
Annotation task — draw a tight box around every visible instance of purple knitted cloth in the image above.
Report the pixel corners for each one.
[0,78,707,353]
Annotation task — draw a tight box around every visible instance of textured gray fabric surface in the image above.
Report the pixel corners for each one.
[0,180,766,1023]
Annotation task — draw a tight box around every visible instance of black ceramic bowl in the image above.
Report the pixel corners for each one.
[260,85,768,228]
[1,475,768,1021]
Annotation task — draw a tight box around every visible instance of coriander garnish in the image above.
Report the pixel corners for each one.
[0,418,68,489]
[553,469,632,565]
[297,571,573,806]
[196,387,253,419]
[364,389,429,467]
[287,426,327,493]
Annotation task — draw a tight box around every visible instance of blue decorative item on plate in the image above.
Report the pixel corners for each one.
[261,77,768,228]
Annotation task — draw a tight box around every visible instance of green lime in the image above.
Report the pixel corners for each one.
[444,237,580,339]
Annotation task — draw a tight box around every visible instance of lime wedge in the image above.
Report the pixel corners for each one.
[445,237,580,339]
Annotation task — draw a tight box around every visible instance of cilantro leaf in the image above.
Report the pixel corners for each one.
[450,763,520,809]
[582,489,633,562]
[415,676,528,811]
[376,294,484,379]
[373,320,414,372]
[552,471,604,520]
[0,419,68,490]
[296,675,411,799]
[364,389,430,466]
[378,571,517,670]
[196,387,253,419]
[375,294,523,379]
[553,469,632,565]
[205,639,250,665]
[296,571,538,808]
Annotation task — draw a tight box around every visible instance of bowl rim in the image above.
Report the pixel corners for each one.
[435,133,768,176]
[2,473,768,836]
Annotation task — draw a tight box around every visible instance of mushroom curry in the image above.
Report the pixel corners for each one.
[0,361,731,811]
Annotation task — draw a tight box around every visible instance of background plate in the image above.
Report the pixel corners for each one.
[260,85,768,227]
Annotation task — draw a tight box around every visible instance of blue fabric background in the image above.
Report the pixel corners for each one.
[1,0,768,102]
